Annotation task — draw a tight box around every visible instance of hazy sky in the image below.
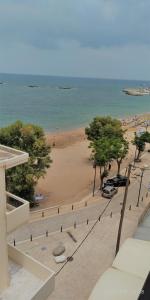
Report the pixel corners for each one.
[1,0,150,80]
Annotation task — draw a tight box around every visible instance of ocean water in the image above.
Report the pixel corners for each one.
[0,73,150,132]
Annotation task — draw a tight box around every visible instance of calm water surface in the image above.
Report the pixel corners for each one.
[0,73,150,132]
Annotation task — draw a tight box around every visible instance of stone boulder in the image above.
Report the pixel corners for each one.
[52,243,65,256]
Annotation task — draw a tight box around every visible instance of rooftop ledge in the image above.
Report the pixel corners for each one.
[0,244,55,300]
[0,145,29,169]
[6,192,29,233]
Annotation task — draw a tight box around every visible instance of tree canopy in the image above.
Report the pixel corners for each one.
[0,121,52,204]
[132,131,150,161]
[111,138,129,175]
[85,116,129,189]
[85,116,124,142]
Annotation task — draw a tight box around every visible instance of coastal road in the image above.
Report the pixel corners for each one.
[9,164,150,243]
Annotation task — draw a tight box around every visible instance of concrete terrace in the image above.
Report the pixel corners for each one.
[15,200,150,300]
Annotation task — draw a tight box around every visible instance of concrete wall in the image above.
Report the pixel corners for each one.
[8,244,55,300]
[6,192,29,233]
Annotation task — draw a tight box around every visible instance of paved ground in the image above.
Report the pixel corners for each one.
[16,203,149,300]
[135,207,150,241]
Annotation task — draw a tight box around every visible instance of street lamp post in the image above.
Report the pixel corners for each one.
[92,162,97,197]
[115,164,132,256]
[133,147,137,167]
[136,169,144,207]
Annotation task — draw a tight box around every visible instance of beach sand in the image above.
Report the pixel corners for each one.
[45,127,86,149]
[37,139,93,208]
[36,113,148,209]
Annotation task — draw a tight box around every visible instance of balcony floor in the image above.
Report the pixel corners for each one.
[0,260,43,300]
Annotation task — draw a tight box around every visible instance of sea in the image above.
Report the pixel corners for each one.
[0,73,150,132]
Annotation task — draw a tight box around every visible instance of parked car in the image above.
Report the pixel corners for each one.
[104,175,129,187]
[102,185,118,199]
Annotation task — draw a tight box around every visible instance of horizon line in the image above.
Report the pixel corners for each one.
[0,72,150,82]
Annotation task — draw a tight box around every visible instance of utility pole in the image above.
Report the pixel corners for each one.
[115,164,132,256]
[92,163,97,197]
[136,169,144,207]
[133,147,137,167]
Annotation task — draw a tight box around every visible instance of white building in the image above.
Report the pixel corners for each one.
[0,145,55,300]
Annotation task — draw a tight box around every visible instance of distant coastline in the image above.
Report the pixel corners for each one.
[123,87,150,96]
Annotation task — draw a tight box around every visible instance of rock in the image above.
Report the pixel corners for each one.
[52,243,65,256]
[54,255,67,264]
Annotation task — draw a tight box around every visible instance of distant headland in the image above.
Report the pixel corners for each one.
[123,87,150,96]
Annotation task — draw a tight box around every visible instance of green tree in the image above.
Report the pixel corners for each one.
[132,133,146,161]
[85,116,124,142]
[86,116,128,189]
[91,138,114,189]
[111,138,129,175]
[0,121,52,205]
[141,131,150,143]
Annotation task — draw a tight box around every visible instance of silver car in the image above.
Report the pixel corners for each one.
[102,185,118,199]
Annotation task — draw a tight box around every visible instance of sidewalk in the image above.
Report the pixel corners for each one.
[16,196,150,300]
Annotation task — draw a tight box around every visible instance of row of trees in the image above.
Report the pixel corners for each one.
[85,116,129,189]
[1,117,149,206]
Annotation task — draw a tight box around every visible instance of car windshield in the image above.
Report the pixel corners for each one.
[104,190,109,194]
[104,186,114,193]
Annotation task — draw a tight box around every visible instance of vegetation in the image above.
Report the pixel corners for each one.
[132,131,150,161]
[132,133,145,161]
[0,121,52,205]
[85,116,129,189]
[91,137,114,189]
[85,116,124,141]
[111,138,129,175]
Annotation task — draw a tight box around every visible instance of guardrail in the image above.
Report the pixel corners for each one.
[30,193,99,221]
[8,244,55,300]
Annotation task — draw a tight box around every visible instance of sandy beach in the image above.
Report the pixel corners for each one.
[36,113,150,209]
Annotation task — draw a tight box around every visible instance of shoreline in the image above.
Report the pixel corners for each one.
[46,112,150,149]
[35,111,150,209]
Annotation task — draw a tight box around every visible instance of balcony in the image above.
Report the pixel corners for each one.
[0,144,55,299]
[0,244,55,300]
[0,144,29,169]
[6,192,29,233]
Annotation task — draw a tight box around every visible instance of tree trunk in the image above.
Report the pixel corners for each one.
[99,166,102,189]
[100,165,107,190]
[100,173,104,190]
[136,149,141,160]
[92,166,97,197]
[117,159,121,175]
